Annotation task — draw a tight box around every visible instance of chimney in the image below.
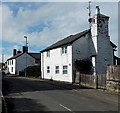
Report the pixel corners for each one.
[13,49,17,56]
[17,50,22,54]
[95,6,100,14]
[22,46,28,53]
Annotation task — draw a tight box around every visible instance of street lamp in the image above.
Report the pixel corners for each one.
[24,36,28,46]
[24,36,28,77]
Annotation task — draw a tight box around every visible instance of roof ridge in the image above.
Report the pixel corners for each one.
[41,29,90,52]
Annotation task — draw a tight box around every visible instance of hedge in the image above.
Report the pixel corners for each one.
[26,65,41,78]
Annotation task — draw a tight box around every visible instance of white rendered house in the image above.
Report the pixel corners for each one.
[41,6,117,83]
[7,46,40,74]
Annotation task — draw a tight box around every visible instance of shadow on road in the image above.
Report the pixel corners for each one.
[2,76,92,96]
[4,97,49,113]
[2,76,92,113]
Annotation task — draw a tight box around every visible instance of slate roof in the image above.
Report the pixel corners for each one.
[7,52,23,60]
[110,41,117,48]
[7,52,40,60]
[41,29,90,52]
[41,28,117,53]
[29,53,41,60]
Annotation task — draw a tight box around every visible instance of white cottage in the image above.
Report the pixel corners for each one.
[7,46,40,74]
[41,6,117,83]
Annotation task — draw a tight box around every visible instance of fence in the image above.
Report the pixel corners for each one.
[107,65,120,81]
[74,72,106,89]
[106,65,120,92]
[97,74,106,89]
[74,65,120,92]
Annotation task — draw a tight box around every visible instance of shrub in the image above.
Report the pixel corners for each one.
[75,58,92,74]
[26,65,41,78]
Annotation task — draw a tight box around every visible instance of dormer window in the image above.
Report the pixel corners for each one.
[61,46,67,54]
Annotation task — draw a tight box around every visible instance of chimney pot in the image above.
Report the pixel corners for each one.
[17,50,22,54]
[96,6,100,14]
[13,49,17,56]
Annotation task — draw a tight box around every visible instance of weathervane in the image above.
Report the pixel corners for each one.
[87,0,92,28]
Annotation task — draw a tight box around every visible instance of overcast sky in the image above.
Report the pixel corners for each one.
[0,1,119,62]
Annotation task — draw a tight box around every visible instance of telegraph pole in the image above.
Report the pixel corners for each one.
[24,36,28,77]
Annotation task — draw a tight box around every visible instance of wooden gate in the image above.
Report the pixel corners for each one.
[74,72,106,89]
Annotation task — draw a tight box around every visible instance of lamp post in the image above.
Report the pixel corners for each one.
[24,36,28,77]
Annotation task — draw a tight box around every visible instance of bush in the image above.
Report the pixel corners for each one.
[26,65,41,78]
[75,58,92,74]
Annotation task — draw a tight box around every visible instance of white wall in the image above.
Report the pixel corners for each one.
[91,14,114,74]
[7,59,16,74]
[41,45,73,83]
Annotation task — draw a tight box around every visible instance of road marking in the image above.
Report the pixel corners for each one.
[59,104,74,112]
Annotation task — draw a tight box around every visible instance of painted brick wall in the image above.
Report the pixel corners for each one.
[91,13,114,74]
[41,46,72,82]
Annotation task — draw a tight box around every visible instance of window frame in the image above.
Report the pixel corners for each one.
[61,46,67,54]
[63,65,68,74]
[11,67,13,72]
[55,66,59,74]
[46,51,50,57]
[12,60,13,65]
[47,66,50,73]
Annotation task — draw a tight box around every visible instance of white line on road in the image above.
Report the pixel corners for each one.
[59,104,75,113]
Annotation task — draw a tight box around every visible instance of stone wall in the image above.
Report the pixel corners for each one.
[74,65,120,93]
[106,65,120,93]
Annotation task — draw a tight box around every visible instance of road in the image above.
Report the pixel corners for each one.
[2,75,119,113]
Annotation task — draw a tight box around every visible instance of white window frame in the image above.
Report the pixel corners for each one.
[46,51,50,57]
[61,46,67,54]
[55,66,59,74]
[47,66,50,73]
[11,67,13,72]
[12,60,13,65]
[63,65,68,74]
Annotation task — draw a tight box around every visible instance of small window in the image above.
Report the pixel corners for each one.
[47,66,50,73]
[61,46,67,54]
[46,51,50,57]
[55,66,59,74]
[12,60,13,65]
[63,65,68,74]
[11,67,13,72]
[8,61,9,65]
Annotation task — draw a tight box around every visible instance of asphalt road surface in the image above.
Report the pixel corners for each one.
[2,75,119,113]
